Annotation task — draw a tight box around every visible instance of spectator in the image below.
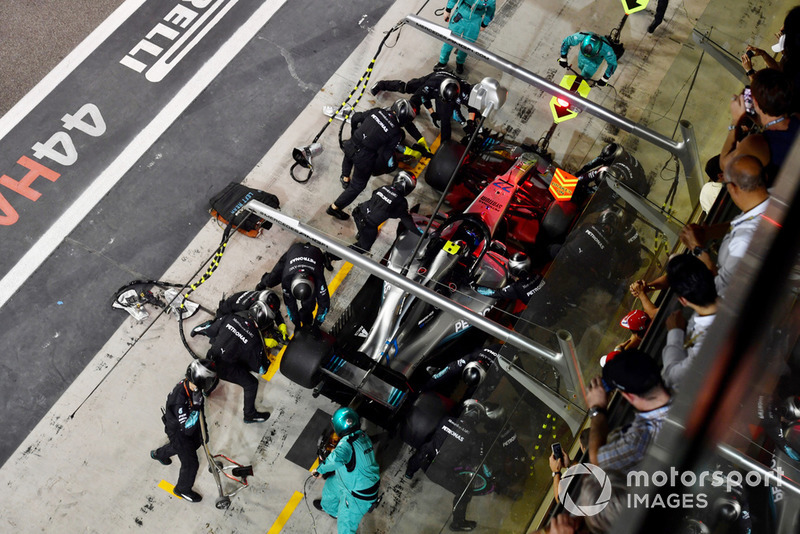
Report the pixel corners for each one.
[614,309,651,352]
[586,349,672,474]
[699,155,724,214]
[371,70,477,141]
[531,514,583,534]
[578,470,629,533]
[680,155,770,297]
[720,68,798,182]
[661,255,718,390]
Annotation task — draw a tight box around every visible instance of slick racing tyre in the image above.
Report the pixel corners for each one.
[426,140,466,192]
[280,330,330,388]
[400,392,451,449]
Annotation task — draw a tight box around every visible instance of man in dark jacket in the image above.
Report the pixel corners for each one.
[258,242,330,331]
[151,359,217,503]
[422,344,502,401]
[191,290,288,347]
[351,171,422,253]
[327,99,420,220]
[371,70,477,141]
[203,309,272,424]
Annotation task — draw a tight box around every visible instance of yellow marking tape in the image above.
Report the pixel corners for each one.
[267,491,305,534]
[158,479,176,496]
[309,458,320,472]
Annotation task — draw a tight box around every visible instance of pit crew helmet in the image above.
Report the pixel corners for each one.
[186,358,217,393]
[249,300,275,330]
[332,407,360,437]
[391,98,416,125]
[620,309,650,333]
[393,171,417,196]
[258,289,281,311]
[290,271,315,301]
[463,359,489,386]
[508,252,531,278]
[581,33,602,58]
[440,77,461,102]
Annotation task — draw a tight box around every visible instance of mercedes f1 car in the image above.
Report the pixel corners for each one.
[278,131,600,441]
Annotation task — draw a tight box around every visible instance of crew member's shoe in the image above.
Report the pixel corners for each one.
[313,499,337,518]
[190,320,213,338]
[456,63,465,75]
[326,206,350,220]
[647,20,660,33]
[244,411,271,424]
[151,450,171,466]
[174,488,202,502]
[449,519,477,531]
[433,62,449,71]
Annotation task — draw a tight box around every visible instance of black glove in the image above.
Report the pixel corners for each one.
[463,119,477,136]
[255,282,265,291]
[430,111,441,128]
[558,57,568,68]
[192,390,204,407]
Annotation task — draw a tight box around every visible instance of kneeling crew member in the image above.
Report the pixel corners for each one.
[191,290,287,346]
[258,242,330,331]
[203,305,272,423]
[474,252,544,305]
[151,359,217,503]
[313,408,381,534]
[351,171,422,253]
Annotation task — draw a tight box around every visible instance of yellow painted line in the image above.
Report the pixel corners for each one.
[158,479,177,496]
[309,458,320,472]
[328,261,353,294]
[267,491,305,534]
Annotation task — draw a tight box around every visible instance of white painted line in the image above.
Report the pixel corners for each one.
[0,0,289,309]
[0,0,149,140]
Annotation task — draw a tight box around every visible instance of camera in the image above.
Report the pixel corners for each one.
[745,49,755,58]
[742,86,756,116]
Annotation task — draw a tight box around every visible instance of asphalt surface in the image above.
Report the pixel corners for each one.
[0,0,394,465]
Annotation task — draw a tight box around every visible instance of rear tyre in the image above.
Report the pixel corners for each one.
[425,140,466,192]
[280,330,331,388]
[400,392,451,449]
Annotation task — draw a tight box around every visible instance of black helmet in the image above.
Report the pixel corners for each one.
[507,252,530,278]
[392,171,417,196]
[440,77,461,102]
[249,300,275,330]
[391,98,416,125]
[291,271,314,300]
[462,360,488,386]
[186,359,217,393]
[599,208,621,229]
[600,142,621,159]
[259,289,281,311]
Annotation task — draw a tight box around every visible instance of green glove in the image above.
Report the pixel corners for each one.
[403,146,422,159]
[264,338,278,349]
[416,137,430,152]
[278,323,288,341]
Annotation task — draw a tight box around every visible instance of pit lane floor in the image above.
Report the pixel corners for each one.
[0,0,790,532]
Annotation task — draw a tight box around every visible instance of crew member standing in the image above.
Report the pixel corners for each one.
[328,99,420,220]
[258,242,330,331]
[151,359,217,503]
[313,408,381,534]
[434,0,496,75]
[351,171,422,253]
